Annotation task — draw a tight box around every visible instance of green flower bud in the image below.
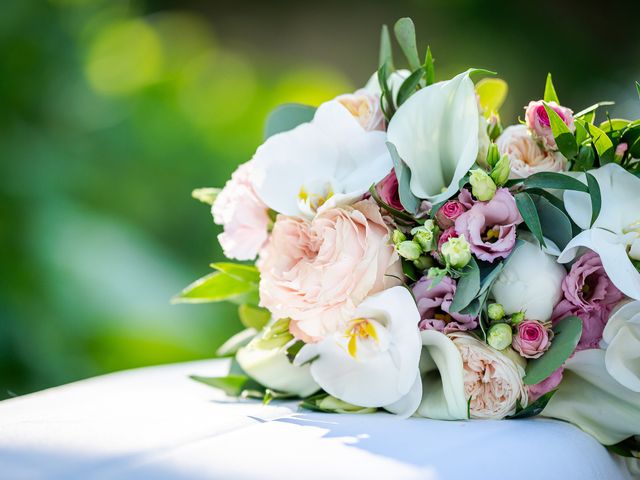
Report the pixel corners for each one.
[487,303,505,322]
[397,240,422,261]
[392,229,407,246]
[411,220,438,252]
[490,154,510,187]
[255,318,293,350]
[469,168,497,201]
[486,142,501,168]
[510,311,526,326]
[441,235,472,269]
[487,323,513,350]
[413,255,435,271]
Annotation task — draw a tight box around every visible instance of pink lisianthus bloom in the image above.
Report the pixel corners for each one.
[551,251,624,350]
[211,161,270,261]
[258,199,401,339]
[435,200,467,229]
[528,366,564,403]
[512,320,553,359]
[336,89,385,131]
[376,170,404,211]
[412,276,478,333]
[454,188,523,262]
[525,100,576,151]
[457,188,475,209]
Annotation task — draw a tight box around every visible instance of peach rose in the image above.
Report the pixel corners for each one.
[212,161,270,261]
[258,199,402,339]
[336,89,385,131]
[451,333,527,419]
[496,125,567,179]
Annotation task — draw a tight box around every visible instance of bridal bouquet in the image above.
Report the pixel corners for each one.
[177,18,640,456]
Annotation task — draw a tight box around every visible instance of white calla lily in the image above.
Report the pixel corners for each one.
[559,163,640,300]
[386,70,481,205]
[293,286,422,417]
[542,349,640,445]
[251,100,392,218]
[602,301,640,392]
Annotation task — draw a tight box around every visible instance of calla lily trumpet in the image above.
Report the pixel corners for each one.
[602,301,640,392]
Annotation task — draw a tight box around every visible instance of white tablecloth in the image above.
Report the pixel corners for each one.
[0,359,632,480]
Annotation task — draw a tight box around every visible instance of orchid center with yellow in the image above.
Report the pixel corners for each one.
[344,317,389,360]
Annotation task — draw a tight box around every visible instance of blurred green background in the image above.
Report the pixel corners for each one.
[2,0,639,399]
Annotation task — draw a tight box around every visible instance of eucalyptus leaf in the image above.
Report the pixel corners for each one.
[524,316,582,385]
[393,17,421,71]
[238,304,271,330]
[544,73,559,103]
[523,171,588,192]
[264,103,316,139]
[531,194,573,250]
[449,258,480,313]
[543,103,578,158]
[514,192,545,247]
[507,390,557,419]
[387,141,421,214]
[396,67,425,106]
[378,24,394,70]
[585,172,601,227]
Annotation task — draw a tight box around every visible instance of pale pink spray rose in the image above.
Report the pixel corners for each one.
[258,199,402,339]
[525,100,576,151]
[496,124,567,179]
[212,161,270,261]
[435,200,467,229]
[376,170,404,211]
[551,251,624,350]
[412,276,478,333]
[336,89,385,131]
[528,366,564,402]
[454,188,523,262]
[512,320,553,359]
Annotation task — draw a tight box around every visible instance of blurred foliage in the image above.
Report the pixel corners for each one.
[0,0,639,398]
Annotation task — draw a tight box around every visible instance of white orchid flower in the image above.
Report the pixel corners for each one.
[386,70,481,205]
[251,100,392,218]
[601,301,640,392]
[559,163,640,300]
[236,320,320,398]
[293,286,422,417]
[542,349,640,445]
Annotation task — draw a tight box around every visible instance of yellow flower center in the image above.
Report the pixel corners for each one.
[345,318,379,359]
[298,183,334,213]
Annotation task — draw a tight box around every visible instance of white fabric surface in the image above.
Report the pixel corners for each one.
[0,359,632,480]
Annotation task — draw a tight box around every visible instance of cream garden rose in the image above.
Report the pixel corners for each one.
[496,124,567,179]
[258,199,402,339]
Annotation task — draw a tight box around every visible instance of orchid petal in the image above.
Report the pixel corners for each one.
[386,71,480,204]
[384,373,422,418]
[603,301,640,392]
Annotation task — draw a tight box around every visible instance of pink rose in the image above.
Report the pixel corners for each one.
[211,161,270,261]
[336,89,385,131]
[512,320,552,359]
[525,100,576,151]
[376,170,404,211]
[527,366,563,403]
[258,199,401,339]
[412,276,477,333]
[435,200,467,229]
[551,251,624,349]
[496,125,567,179]
[454,188,523,262]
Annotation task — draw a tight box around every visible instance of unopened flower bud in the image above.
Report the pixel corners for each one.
[487,303,505,321]
[413,255,434,271]
[441,235,472,269]
[411,220,438,252]
[469,169,497,201]
[397,240,422,261]
[510,311,526,326]
[392,229,406,246]
[487,323,513,350]
[486,143,500,168]
[490,154,510,187]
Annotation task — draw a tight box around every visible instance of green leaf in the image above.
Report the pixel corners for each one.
[190,375,249,396]
[424,46,435,85]
[264,104,316,139]
[216,328,257,357]
[475,78,508,118]
[523,171,588,192]
[531,194,573,250]
[286,340,304,363]
[574,119,589,145]
[396,67,425,106]
[636,81,640,101]
[573,101,615,120]
[524,316,582,385]
[585,123,615,164]
[191,187,221,205]
[544,73,559,103]
[300,392,378,414]
[607,436,640,458]
[210,263,259,285]
[173,271,258,304]
[402,259,419,282]
[585,172,601,227]
[543,103,578,158]
[238,304,270,330]
[393,17,421,71]
[573,145,595,171]
[515,192,545,247]
[379,24,394,70]
[387,141,421,214]
[449,258,480,313]
[598,118,629,133]
[508,390,557,419]
[377,63,395,119]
